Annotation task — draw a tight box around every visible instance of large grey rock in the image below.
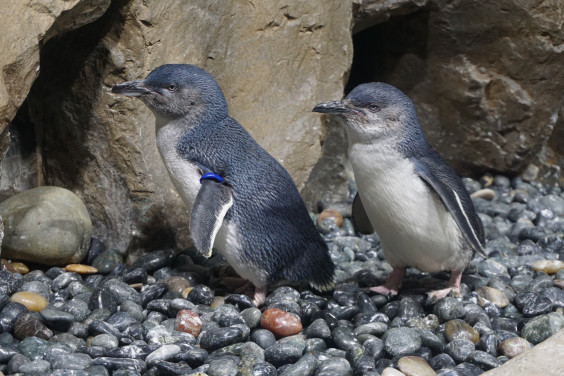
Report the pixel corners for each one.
[0,186,92,265]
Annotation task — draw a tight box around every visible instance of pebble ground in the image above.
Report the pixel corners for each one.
[0,174,564,376]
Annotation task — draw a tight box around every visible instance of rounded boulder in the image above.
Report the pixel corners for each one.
[0,186,92,265]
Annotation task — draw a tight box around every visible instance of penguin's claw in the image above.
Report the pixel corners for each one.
[427,287,460,303]
[427,269,463,303]
[370,285,399,296]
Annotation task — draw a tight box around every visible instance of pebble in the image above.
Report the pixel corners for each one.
[532,259,564,274]
[499,336,532,358]
[317,208,344,228]
[467,350,501,370]
[260,308,302,337]
[145,344,181,365]
[279,353,317,376]
[199,327,244,352]
[9,291,48,312]
[315,356,353,376]
[445,339,475,363]
[175,309,202,337]
[381,368,406,376]
[383,327,422,357]
[0,302,27,333]
[65,264,98,274]
[13,312,53,340]
[398,356,437,376]
[186,284,214,305]
[92,250,122,274]
[264,342,304,368]
[0,270,24,295]
[475,286,509,308]
[2,261,29,275]
[433,298,465,322]
[470,188,496,200]
[444,319,480,343]
[521,312,564,344]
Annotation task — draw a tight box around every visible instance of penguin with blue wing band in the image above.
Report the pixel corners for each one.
[113,64,335,306]
[313,82,485,300]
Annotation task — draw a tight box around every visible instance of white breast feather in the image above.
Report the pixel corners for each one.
[349,142,466,272]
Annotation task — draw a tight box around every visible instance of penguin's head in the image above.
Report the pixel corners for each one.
[313,82,419,140]
[112,64,228,124]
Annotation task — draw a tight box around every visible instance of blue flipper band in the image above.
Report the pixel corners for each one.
[200,172,223,184]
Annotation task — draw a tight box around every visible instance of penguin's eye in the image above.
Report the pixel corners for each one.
[166,84,178,92]
[367,104,380,113]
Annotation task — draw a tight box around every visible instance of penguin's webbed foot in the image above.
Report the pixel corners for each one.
[426,269,463,303]
[369,266,405,297]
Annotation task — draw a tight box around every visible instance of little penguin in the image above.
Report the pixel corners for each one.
[112,64,335,306]
[313,82,486,300]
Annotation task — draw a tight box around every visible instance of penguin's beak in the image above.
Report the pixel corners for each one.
[312,100,352,114]
[112,80,152,97]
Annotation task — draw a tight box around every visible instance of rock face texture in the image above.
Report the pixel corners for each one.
[0,0,563,252]
[0,186,92,265]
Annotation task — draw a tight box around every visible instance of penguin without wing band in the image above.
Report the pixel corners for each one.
[313,82,486,300]
[113,64,335,306]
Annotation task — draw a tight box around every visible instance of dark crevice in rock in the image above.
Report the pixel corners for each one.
[346,9,430,95]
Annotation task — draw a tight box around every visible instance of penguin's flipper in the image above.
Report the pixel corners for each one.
[352,193,374,235]
[190,180,233,258]
[410,157,486,258]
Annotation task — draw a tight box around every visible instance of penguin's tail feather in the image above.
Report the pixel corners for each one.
[310,279,335,292]
[280,243,335,292]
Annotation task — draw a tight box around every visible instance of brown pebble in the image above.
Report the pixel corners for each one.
[211,296,225,309]
[532,260,564,274]
[176,310,202,337]
[398,356,437,376]
[445,319,479,344]
[475,286,509,308]
[1,259,17,273]
[261,308,302,337]
[10,291,48,312]
[14,312,53,340]
[554,280,564,290]
[499,336,532,358]
[470,188,496,201]
[129,283,143,290]
[164,276,192,295]
[317,208,344,228]
[65,264,98,274]
[10,262,29,274]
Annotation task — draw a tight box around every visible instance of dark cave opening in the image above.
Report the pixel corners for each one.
[345,10,430,95]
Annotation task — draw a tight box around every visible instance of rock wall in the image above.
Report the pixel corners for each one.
[0,0,563,254]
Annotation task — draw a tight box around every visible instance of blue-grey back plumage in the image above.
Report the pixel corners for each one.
[313,82,484,299]
[113,64,334,305]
